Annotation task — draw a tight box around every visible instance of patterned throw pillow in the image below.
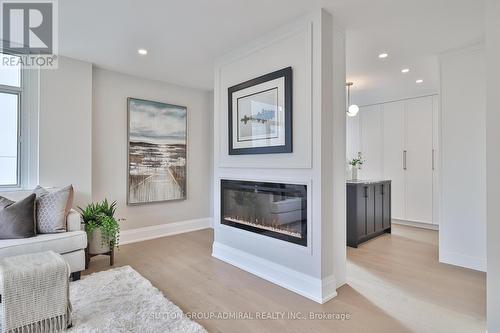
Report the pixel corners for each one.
[33,185,74,234]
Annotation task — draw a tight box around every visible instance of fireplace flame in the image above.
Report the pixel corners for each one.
[224,216,302,238]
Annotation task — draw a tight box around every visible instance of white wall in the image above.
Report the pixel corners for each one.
[92,68,213,230]
[38,57,213,232]
[439,45,486,272]
[330,16,347,290]
[346,115,359,162]
[486,0,500,330]
[358,104,383,180]
[39,57,93,206]
[212,9,346,303]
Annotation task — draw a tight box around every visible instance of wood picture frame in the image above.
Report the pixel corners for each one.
[127,97,187,205]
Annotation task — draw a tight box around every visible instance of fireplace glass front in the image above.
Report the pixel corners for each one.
[221,179,307,246]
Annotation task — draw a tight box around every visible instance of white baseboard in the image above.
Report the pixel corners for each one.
[440,251,487,272]
[212,242,337,304]
[321,275,338,303]
[393,219,439,230]
[120,217,213,245]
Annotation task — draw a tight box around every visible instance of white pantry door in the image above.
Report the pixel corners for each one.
[405,96,434,224]
[382,101,406,220]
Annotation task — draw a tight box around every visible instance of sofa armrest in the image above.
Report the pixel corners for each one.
[67,209,83,232]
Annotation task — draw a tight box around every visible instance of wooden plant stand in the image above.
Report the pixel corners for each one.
[85,246,114,269]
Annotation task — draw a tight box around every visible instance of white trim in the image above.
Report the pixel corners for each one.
[358,93,439,108]
[212,242,337,304]
[322,275,338,302]
[439,40,484,58]
[0,187,25,193]
[440,251,486,272]
[0,67,40,190]
[119,217,212,245]
[392,219,439,231]
[432,95,440,227]
[20,67,40,189]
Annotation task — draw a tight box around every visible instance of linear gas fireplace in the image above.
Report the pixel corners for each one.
[221,179,307,246]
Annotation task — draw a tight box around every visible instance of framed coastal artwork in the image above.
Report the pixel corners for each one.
[127,98,187,205]
[228,67,293,155]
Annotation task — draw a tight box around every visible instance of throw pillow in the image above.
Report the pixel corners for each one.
[33,185,74,234]
[0,197,14,209]
[0,194,36,239]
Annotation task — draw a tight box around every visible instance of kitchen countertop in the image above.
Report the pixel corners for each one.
[346,179,391,185]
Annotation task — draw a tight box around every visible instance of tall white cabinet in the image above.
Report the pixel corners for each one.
[381,102,406,220]
[348,95,439,226]
[404,97,435,224]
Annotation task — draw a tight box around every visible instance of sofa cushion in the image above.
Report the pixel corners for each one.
[67,209,83,232]
[0,194,36,239]
[0,230,87,258]
[33,185,74,234]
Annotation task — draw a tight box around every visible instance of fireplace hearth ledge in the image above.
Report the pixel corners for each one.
[212,242,337,304]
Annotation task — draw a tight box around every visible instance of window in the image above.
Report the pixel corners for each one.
[0,53,22,187]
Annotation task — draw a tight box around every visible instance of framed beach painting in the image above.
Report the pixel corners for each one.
[127,98,187,205]
[228,67,292,155]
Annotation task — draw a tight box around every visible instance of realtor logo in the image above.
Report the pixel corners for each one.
[1,0,58,68]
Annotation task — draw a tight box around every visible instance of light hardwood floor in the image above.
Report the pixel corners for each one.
[84,224,486,333]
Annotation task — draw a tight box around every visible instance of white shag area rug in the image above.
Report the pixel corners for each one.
[68,265,207,333]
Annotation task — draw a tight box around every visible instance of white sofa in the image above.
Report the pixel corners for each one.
[0,190,87,280]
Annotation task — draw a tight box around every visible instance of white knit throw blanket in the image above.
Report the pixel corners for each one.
[0,251,72,333]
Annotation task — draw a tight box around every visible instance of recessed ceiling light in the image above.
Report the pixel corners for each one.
[416,79,424,84]
[138,49,148,55]
[401,68,410,73]
[378,53,388,59]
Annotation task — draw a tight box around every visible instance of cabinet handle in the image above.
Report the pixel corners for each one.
[403,150,407,170]
[364,186,368,198]
[432,149,435,171]
[381,184,385,195]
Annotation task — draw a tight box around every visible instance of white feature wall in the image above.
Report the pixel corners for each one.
[39,57,93,206]
[439,45,486,272]
[92,68,213,231]
[212,9,346,303]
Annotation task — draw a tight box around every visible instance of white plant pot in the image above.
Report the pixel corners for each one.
[88,228,111,255]
[351,167,358,180]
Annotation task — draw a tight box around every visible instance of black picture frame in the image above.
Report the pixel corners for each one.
[228,67,293,155]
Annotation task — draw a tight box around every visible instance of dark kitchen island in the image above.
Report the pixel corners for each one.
[346,180,392,248]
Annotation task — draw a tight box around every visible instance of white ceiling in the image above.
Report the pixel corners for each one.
[59,0,485,104]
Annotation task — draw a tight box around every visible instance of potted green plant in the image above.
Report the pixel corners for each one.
[79,199,123,255]
[348,152,365,180]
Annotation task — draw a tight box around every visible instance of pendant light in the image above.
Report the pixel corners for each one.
[346,82,359,117]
